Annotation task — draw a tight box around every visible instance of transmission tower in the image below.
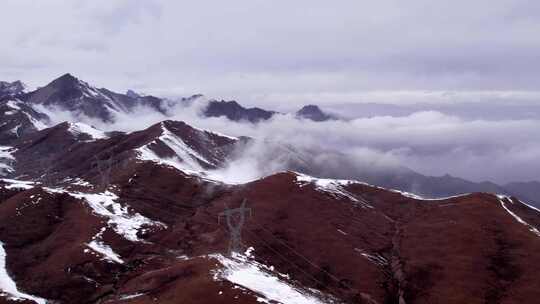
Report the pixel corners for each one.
[93,152,113,191]
[39,157,54,187]
[218,199,252,255]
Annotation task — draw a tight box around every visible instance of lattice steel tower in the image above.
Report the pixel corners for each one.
[219,199,252,255]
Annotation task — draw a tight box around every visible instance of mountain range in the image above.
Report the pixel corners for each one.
[0,73,539,303]
[2,73,336,124]
[0,73,538,208]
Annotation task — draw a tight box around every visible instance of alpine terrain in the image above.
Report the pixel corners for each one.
[0,74,539,304]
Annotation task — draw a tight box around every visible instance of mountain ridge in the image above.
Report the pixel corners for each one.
[0,73,538,208]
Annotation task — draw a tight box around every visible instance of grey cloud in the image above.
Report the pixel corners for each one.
[2,0,540,101]
[39,99,540,184]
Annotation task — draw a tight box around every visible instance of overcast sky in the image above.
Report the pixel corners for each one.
[2,0,540,109]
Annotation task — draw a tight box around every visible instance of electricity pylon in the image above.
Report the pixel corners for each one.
[93,152,113,191]
[218,199,252,255]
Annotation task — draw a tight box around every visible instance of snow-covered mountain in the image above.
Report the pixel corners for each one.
[0,99,48,144]
[21,73,166,122]
[0,73,539,303]
[0,74,538,206]
[2,74,342,126]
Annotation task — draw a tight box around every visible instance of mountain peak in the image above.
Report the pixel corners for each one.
[49,73,84,88]
[299,104,322,112]
[204,100,275,123]
[60,72,76,79]
[126,89,141,98]
[296,104,335,121]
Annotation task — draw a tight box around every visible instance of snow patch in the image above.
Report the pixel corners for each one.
[354,248,388,266]
[190,125,238,141]
[67,178,92,187]
[0,179,164,243]
[87,240,124,264]
[68,122,107,140]
[0,242,48,304]
[392,190,472,201]
[519,200,540,214]
[296,172,472,203]
[497,195,540,237]
[69,191,166,242]
[212,249,331,304]
[25,113,48,130]
[0,146,17,159]
[0,147,16,176]
[135,136,225,185]
[295,173,373,208]
[337,229,348,236]
[5,100,21,110]
[119,292,145,300]
[1,179,35,190]
[388,189,425,200]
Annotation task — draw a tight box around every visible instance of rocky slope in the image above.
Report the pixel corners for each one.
[504,181,540,207]
[0,99,48,146]
[20,74,166,122]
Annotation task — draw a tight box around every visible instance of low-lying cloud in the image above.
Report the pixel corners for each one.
[40,99,540,184]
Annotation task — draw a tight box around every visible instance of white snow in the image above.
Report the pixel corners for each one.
[392,190,472,201]
[354,248,388,266]
[2,100,48,130]
[67,178,92,187]
[119,293,145,300]
[190,125,238,141]
[0,147,16,176]
[68,122,107,140]
[69,191,166,242]
[1,179,35,190]
[497,195,540,237]
[24,113,48,131]
[295,173,373,208]
[5,100,21,110]
[135,145,200,176]
[388,189,425,200]
[87,240,124,264]
[159,126,214,168]
[74,78,113,102]
[212,249,331,304]
[295,172,473,203]
[136,124,233,184]
[337,229,348,235]
[136,131,208,173]
[519,200,540,214]
[0,242,47,304]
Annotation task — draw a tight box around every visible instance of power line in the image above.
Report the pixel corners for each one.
[67,188,349,299]
[249,221,345,284]
[241,229,344,298]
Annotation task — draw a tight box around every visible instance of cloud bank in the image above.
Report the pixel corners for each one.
[40,99,540,184]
